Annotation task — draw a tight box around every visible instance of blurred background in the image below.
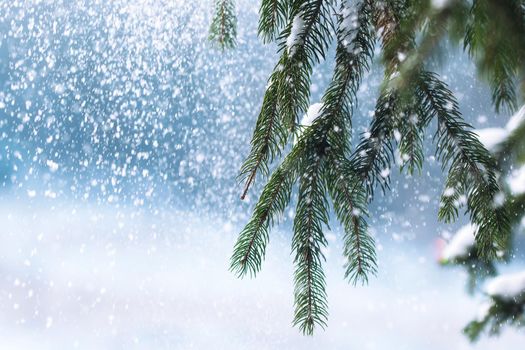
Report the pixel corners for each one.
[0,0,523,348]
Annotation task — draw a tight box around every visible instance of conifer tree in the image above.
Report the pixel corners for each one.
[210,0,525,335]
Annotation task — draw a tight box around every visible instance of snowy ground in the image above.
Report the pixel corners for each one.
[0,200,522,350]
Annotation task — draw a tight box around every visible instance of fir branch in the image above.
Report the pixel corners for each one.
[464,297,525,341]
[238,0,335,198]
[327,157,377,285]
[233,125,317,278]
[258,0,289,43]
[238,74,288,199]
[231,160,295,277]
[398,104,425,175]
[350,90,397,196]
[237,0,377,316]
[292,150,329,335]
[491,65,518,113]
[372,0,414,76]
[209,0,237,49]
[304,0,376,157]
[293,0,377,287]
[278,0,335,130]
[278,49,313,132]
[309,0,378,286]
[464,0,525,113]
[395,0,470,85]
[326,0,375,135]
[230,0,519,339]
[416,71,510,258]
[347,0,417,192]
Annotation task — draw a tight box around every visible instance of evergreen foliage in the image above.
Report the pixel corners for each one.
[464,296,525,341]
[417,71,509,258]
[209,0,237,49]
[211,0,525,335]
[442,105,525,341]
[464,0,525,113]
[258,0,290,43]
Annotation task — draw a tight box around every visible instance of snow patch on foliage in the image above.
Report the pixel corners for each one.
[475,104,525,151]
[287,12,305,56]
[474,128,508,151]
[475,302,492,321]
[301,103,324,127]
[507,165,525,196]
[441,224,476,262]
[294,103,324,145]
[431,0,451,9]
[485,270,525,300]
[340,0,360,52]
[506,105,525,133]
